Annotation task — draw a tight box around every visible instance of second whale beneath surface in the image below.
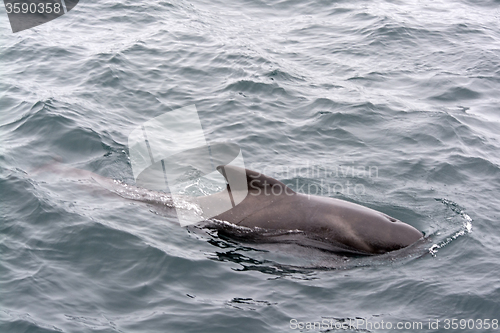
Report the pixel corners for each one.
[190,165,424,256]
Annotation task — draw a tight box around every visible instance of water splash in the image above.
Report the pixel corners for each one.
[103,178,204,218]
[429,198,473,256]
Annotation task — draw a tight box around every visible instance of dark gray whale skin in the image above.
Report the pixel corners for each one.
[196,165,424,255]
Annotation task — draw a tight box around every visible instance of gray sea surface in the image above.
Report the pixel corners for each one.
[1,0,500,332]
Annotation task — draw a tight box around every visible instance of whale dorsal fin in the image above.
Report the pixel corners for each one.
[216,165,296,195]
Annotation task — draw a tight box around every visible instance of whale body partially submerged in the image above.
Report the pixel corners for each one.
[34,162,424,255]
[193,165,424,255]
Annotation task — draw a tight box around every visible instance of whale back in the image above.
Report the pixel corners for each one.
[205,165,423,255]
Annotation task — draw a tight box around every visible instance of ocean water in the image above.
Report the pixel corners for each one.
[1,0,500,332]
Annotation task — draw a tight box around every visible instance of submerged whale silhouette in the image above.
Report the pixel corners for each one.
[35,162,423,255]
[193,165,423,255]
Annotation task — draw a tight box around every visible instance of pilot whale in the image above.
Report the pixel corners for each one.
[34,162,423,255]
[193,165,423,255]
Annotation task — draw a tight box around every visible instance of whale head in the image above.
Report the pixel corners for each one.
[313,197,424,255]
[369,215,424,254]
[343,209,423,254]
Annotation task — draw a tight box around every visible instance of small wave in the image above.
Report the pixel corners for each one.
[429,198,473,256]
[103,178,208,216]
